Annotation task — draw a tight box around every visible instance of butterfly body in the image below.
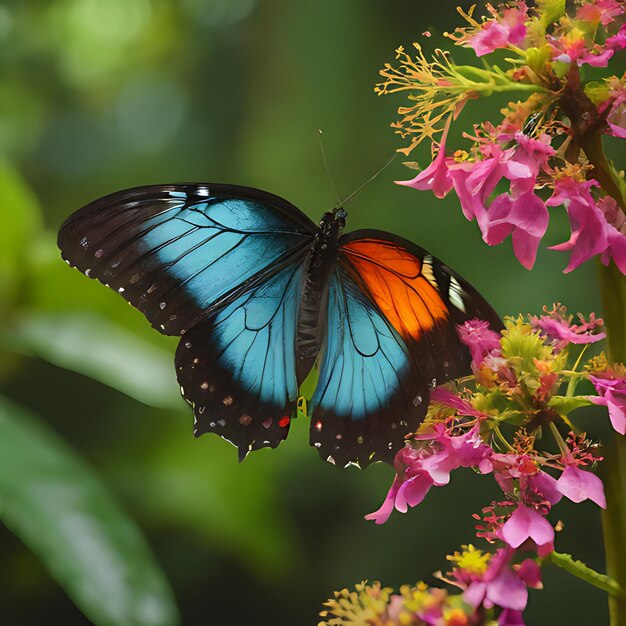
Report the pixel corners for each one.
[58,183,502,468]
[295,209,346,382]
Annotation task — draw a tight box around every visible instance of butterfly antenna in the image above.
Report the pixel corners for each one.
[318,129,343,209]
[341,152,398,207]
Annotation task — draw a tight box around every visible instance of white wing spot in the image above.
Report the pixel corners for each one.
[449,276,466,312]
[422,254,438,289]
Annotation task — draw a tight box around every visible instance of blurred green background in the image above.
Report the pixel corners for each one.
[0,0,619,624]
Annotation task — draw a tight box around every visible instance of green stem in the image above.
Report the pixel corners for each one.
[598,262,626,626]
[560,67,626,624]
[549,552,624,598]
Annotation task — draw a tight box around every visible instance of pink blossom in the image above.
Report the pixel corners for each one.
[463,548,529,612]
[457,319,502,367]
[465,4,527,56]
[578,0,624,26]
[491,453,562,506]
[589,374,626,435]
[449,144,530,225]
[499,609,525,626]
[578,48,615,68]
[550,34,615,67]
[557,465,607,508]
[507,133,555,196]
[547,178,626,273]
[516,559,543,589]
[606,24,626,49]
[599,196,626,233]
[395,470,434,511]
[530,306,606,351]
[450,135,552,268]
[480,191,549,269]
[396,116,454,198]
[366,426,492,524]
[501,504,555,552]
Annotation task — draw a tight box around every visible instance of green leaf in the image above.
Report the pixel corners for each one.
[0,161,42,311]
[6,311,181,410]
[0,396,180,625]
[548,395,593,416]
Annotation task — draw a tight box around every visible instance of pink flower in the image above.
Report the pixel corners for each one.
[366,426,492,524]
[589,374,626,435]
[550,35,614,67]
[499,609,525,626]
[508,133,555,197]
[457,319,502,367]
[606,24,626,51]
[465,4,528,56]
[557,465,607,508]
[463,548,530,612]
[516,559,543,590]
[548,178,626,274]
[501,504,555,552]
[530,305,605,351]
[449,144,530,226]
[578,48,615,68]
[578,0,624,26]
[396,116,454,198]
[450,135,552,268]
[480,191,549,269]
[599,196,626,233]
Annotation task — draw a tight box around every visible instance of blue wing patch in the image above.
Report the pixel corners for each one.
[58,184,315,335]
[175,261,305,459]
[309,268,426,468]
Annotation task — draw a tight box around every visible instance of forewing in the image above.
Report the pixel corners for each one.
[339,230,503,385]
[176,260,306,460]
[57,184,315,335]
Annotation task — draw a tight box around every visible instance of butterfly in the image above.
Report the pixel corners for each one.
[57,183,502,468]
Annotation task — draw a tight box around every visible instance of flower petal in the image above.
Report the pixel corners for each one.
[557,466,606,508]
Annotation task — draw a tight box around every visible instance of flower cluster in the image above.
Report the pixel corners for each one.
[378,0,626,273]
[355,306,622,624]
[320,546,542,626]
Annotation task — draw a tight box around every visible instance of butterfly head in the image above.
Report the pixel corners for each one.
[334,207,347,228]
[319,207,347,237]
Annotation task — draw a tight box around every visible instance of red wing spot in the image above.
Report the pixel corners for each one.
[278,416,290,428]
[314,420,323,432]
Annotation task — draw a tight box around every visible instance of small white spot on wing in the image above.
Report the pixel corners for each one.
[448,276,466,312]
[422,254,438,289]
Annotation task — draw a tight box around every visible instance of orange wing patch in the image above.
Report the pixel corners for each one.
[341,239,448,341]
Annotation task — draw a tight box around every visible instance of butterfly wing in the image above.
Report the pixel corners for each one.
[176,259,306,460]
[58,183,316,459]
[57,184,315,335]
[309,230,502,468]
[309,267,424,468]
